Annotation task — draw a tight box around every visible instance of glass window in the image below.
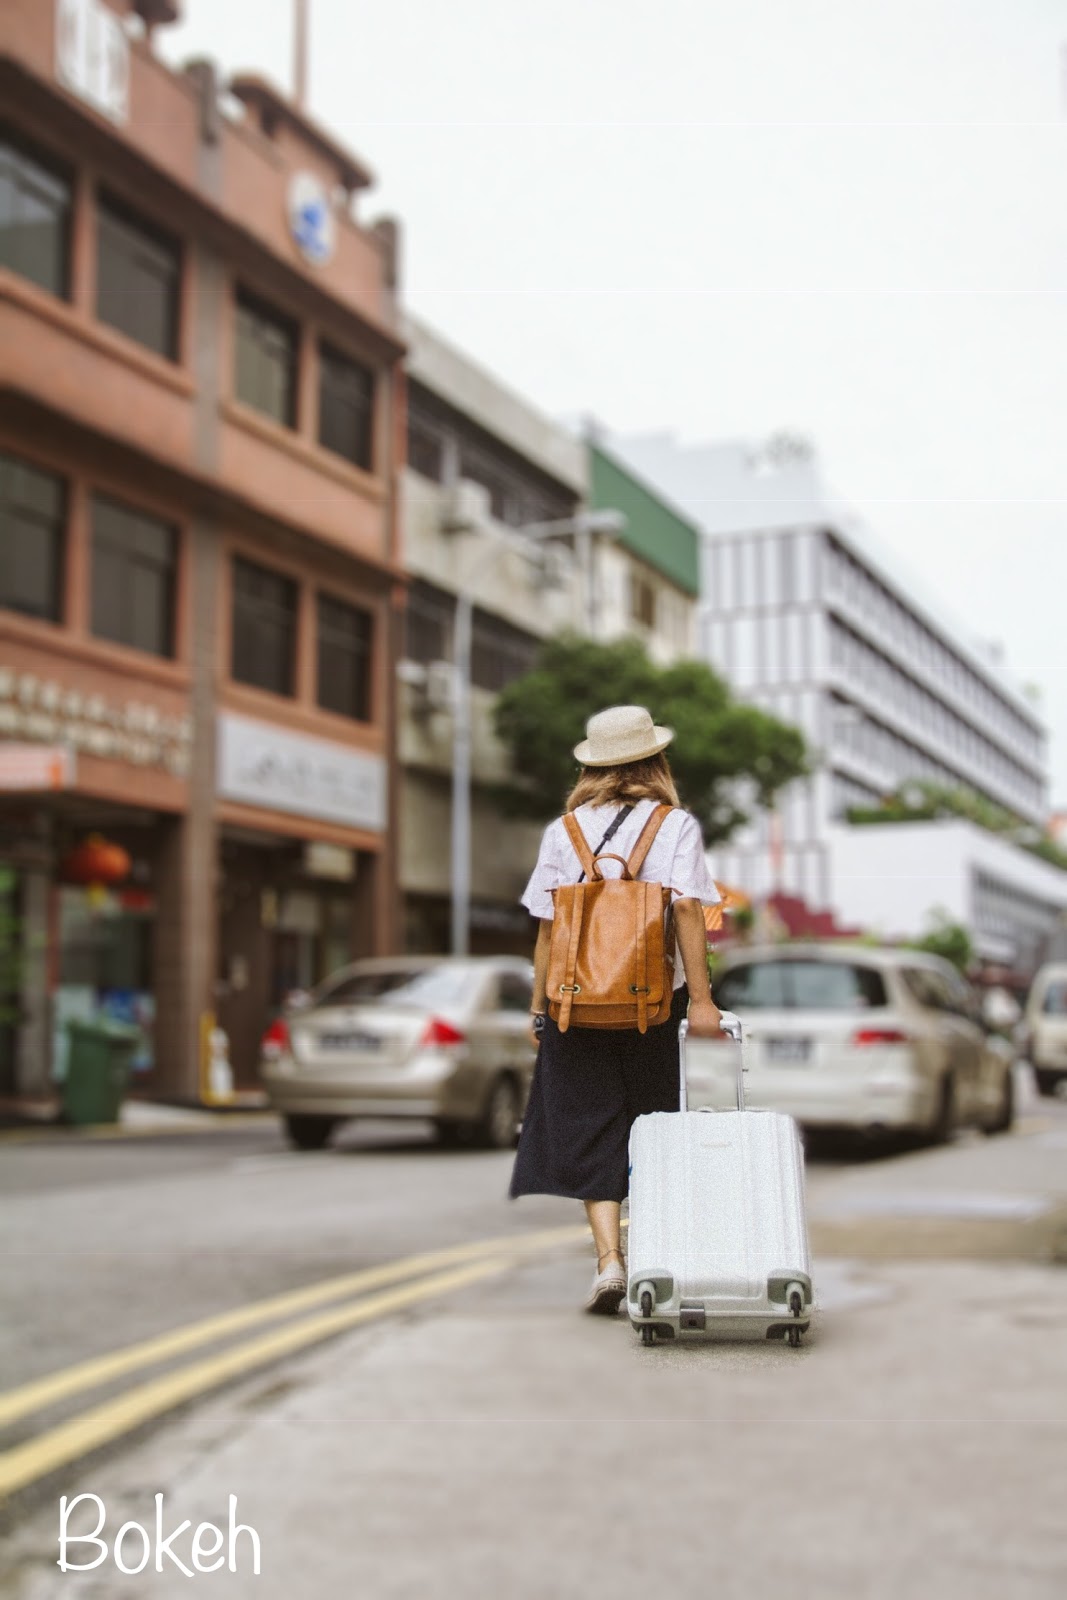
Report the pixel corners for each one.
[1041,981,1067,1017]
[96,191,180,359]
[717,959,886,1011]
[318,343,374,470]
[471,609,539,692]
[234,288,297,427]
[629,571,657,629]
[315,963,480,1010]
[90,496,176,656]
[317,593,373,721]
[405,580,454,665]
[0,451,66,621]
[231,556,296,695]
[0,131,70,296]
[407,411,446,481]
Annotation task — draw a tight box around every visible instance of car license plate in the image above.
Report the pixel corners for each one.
[318,1030,380,1051]
[765,1037,812,1064]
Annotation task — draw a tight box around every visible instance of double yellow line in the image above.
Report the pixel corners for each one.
[0,1223,590,1500]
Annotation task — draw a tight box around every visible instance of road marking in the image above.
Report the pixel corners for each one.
[0,1258,514,1500]
[0,1223,590,1431]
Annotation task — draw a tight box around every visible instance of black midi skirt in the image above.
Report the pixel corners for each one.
[509,985,689,1204]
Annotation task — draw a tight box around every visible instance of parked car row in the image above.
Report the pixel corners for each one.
[259,942,1055,1153]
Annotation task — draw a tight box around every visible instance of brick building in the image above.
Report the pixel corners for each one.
[0,0,405,1102]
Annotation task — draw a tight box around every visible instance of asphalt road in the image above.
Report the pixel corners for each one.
[2,1078,1066,1596]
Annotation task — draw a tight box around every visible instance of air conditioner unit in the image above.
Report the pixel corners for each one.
[538,545,572,591]
[440,478,492,535]
[396,659,428,688]
[425,659,456,711]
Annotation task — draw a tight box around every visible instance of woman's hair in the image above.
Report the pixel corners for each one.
[565,752,680,812]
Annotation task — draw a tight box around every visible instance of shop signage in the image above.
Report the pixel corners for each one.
[0,670,191,776]
[288,172,336,266]
[0,744,74,792]
[304,841,356,881]
[55,0,130,125]
[217,713,386,832]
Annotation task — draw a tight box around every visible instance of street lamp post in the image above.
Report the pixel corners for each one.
[447,508,626,956]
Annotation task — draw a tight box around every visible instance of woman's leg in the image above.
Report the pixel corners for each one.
[584,1198,623,1267]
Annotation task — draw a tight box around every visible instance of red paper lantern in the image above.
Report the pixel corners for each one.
[61,834,132,887]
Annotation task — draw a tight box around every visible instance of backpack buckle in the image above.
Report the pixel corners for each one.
[629,985,651,995]
[559,984,582,994]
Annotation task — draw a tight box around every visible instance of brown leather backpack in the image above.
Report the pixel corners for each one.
[547,804,675,1034]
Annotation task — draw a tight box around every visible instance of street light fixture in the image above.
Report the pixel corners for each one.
[444,504,627,956]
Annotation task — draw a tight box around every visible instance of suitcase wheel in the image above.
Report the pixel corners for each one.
[641,1324,656,1347]
[788,1286,804,1348]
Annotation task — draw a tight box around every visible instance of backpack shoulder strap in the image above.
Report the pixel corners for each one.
[625,803,673,879]
[562,812,596,881]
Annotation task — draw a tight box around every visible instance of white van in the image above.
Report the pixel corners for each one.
[1023,962,1067,1096]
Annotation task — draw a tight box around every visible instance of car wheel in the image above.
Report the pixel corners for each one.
[476,1075,521,1150]
[1034,1068,1066,1099]
[925,1076,955,1146]
[284,1114,337,1151]
[982,1068,1015,1136]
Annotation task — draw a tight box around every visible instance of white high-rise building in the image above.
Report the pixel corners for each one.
[611,433,1065,974]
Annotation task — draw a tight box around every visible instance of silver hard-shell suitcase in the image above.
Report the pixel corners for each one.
[626,1012,814,1347]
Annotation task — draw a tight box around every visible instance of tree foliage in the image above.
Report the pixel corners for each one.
[906,910,974,974]
[847,780,1067,873]
[492,632,809,842]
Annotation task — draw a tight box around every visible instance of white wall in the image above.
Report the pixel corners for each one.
[827,818,1067,944]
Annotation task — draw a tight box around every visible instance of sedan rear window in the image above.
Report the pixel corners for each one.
[314,965,477,1010]
[1041,980,1067,1016]
[717,960,887,1011]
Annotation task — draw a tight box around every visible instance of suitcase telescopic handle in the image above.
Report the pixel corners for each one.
[678,1010,746,1113]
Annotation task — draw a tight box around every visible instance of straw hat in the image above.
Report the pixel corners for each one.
[573,705,674,768]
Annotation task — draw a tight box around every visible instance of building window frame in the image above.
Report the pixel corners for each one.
[90,493,178,659]
[317,341,375,472]
[0,128,71,299]
[230,554,298,698]
[316,591,374,722]
[233,286,298,429]
[0,450,68,623]
[95,188,182,361]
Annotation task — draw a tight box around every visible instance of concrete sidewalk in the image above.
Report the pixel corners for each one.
[0,1096,273,1139]
[4,1240,1066,1600]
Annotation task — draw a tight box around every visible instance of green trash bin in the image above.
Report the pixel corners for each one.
[63,1018,141,1126]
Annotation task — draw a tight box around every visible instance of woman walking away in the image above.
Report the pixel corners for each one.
[510,704,724,1315]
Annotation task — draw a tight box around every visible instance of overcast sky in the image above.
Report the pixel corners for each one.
[162,0,1067,802]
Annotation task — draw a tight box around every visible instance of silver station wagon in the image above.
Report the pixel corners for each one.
[688,943,1016,1142]
[260,957,537,1151]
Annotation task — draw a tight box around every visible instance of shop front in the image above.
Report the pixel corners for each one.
[0,655,191,1104]
[214,710,390,1088]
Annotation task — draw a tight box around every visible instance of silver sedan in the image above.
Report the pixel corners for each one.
[260,956,537,1151]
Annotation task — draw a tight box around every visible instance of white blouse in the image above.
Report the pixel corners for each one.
[521,799,721,990]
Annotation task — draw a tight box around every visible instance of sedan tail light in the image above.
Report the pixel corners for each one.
[261,1018,291,1060]
[852,1028,910,1046]
[420,1017,467,1047]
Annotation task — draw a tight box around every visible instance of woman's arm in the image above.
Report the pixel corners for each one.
[673,897,723,1038]
[530,917,553,1017]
